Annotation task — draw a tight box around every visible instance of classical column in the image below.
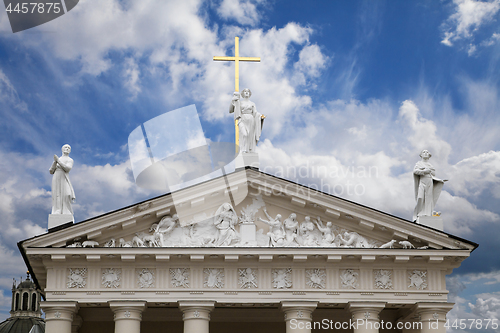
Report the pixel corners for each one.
[414,302,454,333]
[178,301,215,333]
[281,301,318,333]
[347,302,386,333]
[41,301,79,333]
[109,301,147,333]
[71,315,83,333]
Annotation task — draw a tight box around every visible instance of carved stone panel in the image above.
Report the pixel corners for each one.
[408,270,427,290]
[340,269,359,289]
[306,269,326,289]
[67,268,87,288]
[102,268,121,288]
[272,268,292,289]
[374,269,393,289]
[238,268,258,289]
[203,268,224,289]
[170,268,190,288]
[137,268,155,288]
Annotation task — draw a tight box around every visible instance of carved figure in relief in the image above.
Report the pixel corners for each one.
[379,240,397,249]
[170,268,190,288]
[306,269,326,289]
[314,217,335,246]
[297,216,318,246]
[259,209,285,246]
[408,270,427,290]
[132,235,146,247]
[204,268,224,289]
[340,269,359,289]
[67,242,81,248]
[137,268,155,288]
[283,213,299,245]
[102,268,121,288]
[229,88,263,153]
[118,238,132,247]
[399,241,415,249]
[67,268,87,288]
[272,268,292,289]
[104,238,116,247]
[340,231,372,248]
[238,268,258,289]
[49,144,76,215]
[82,240,99,248]
[374,270,393,289]
[213,203,239,246]
[155,214,180,246]
[413,150,446,221]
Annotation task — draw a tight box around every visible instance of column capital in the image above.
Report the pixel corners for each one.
[40,301,79,322]
[413,302,455,322]
[281,301,318,321]
[108,301,147,321]
[178,300,215,321]
[347,302,386,323]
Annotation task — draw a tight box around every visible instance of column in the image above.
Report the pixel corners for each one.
[281,301,318,333]
[178,301,215,333]
[71,315,83,333]
[109,301,147,333]
[41,301,79,333]
[415,302,454,333]
[347,302,386,333]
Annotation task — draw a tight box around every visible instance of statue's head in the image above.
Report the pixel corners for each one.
[326,222,332,227]
[241,88,252,98]
[289,213,296,220]
[276,214,282,220]
[304,216,311,221]
[62,144,71,154]
[419,149,431,158]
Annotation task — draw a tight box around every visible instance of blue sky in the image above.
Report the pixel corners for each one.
[0,0,499,330]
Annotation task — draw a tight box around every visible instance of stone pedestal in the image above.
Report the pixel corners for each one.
[235,152,259,169]
[281,301,318,333]
[41,301,79,333]
[414,302,454,333]
[416,216,443,231]
[178,301,215,333]
[48,214,74,230]
[347,302,386,333]
[109,301,147,333]
[240,223,257,245]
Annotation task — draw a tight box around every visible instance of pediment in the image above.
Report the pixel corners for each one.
[21,168,476,252]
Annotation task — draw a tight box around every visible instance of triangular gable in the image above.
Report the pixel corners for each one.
[20,168,478,252]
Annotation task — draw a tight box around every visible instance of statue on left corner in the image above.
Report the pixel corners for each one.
[49,144,76,215]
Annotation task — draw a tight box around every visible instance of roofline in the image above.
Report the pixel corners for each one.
[17,241,45,301]
[18,166,478,250]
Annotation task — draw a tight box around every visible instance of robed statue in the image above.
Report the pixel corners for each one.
[413,149,446,221]
[229,88,264,153]
[49,144,76,215]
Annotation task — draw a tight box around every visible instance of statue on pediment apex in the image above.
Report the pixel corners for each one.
[230,88,264,153]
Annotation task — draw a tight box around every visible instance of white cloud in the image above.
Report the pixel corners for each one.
[123,58,141,100]
[217,0,264,26]
[469,297,500,320]
[441,0,500,54]
[0,68,28,111]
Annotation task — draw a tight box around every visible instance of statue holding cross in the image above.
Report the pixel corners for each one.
[214,37,265,153]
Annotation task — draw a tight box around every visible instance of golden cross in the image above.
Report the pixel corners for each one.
[213,37,260,92]
[213,37,260,149]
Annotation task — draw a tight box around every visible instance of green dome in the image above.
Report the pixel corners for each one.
[0,317,44,333]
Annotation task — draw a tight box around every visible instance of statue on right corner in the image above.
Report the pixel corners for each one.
[229,88,264,153]
[413,149,447,221]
